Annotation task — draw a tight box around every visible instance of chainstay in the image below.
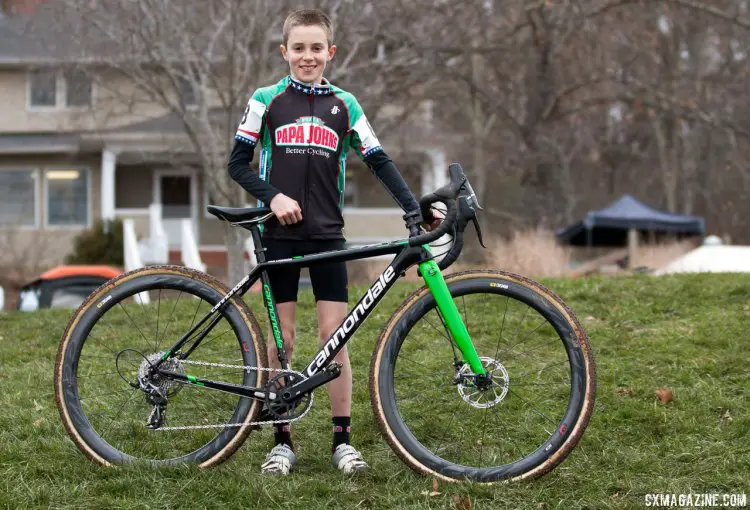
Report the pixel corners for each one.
[154,359,313,431]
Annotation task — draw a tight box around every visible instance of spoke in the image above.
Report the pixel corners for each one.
[80,387,137,402]
[432,398,461,457]
[393,385,454,403]
[507,387,560,430]
[496,315,549,362]
[117,302,154,354]
[478,407,490,468]
[397,356,435,371]
[80,333,121,359]
[512,360,570,381]
[194,326,234,351]
[157,291,183,352]
[420,311,451,342]
[99,387,140,440]
[492,295,510,361]
[76,370,123,379]
[154,289,162,352]
[189,297,204,333]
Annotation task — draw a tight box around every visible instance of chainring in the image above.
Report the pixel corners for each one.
[264,372,312,420]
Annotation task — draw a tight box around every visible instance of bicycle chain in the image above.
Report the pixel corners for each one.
[153,359,313,431]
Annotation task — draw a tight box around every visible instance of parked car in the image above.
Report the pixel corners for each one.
[18,265,123,311]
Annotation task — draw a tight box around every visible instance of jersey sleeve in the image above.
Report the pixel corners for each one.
[235,89,267,146]
[347,98,383,159]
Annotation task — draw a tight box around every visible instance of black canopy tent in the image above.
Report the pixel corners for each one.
[556,195,705,246]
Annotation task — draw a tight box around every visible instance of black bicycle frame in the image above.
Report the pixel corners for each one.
[153,233,430,402]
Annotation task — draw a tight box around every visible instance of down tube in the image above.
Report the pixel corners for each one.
[418,259,486,375]
[301,264,400,378]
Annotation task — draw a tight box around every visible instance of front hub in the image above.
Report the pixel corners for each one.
[457,356,509,409]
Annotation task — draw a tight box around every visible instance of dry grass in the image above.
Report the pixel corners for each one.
[345,233,695,284]
[630,239,696,272]
[483,228,573,278]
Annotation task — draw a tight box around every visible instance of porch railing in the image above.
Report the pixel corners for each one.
[122,218,151,304]
[181,219,206,272]
[139,203,169,264]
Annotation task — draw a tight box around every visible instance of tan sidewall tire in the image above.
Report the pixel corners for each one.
[54,265,267,468]
[369,269,596,483]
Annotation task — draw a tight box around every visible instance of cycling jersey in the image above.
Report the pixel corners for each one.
[229,75,418,240]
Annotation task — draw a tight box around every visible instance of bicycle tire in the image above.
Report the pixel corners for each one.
[370,269,595,483]
[55,265,267,467]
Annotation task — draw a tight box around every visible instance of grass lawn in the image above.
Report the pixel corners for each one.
[1,273,748,509]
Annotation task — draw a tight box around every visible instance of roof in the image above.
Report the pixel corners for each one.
[656,246,750,274]
[556,195,705,246]
[39,265,122,281]
[0,133,81,154]
[0,8,83,65]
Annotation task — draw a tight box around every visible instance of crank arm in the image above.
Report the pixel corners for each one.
[281,363,342,402]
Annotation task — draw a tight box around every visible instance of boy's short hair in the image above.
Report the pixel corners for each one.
[282,9,334,46]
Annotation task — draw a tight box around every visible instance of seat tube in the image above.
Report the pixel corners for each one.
[251,225,289,369]
[419,259,486,375]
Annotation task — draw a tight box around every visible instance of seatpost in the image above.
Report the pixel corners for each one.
[249,225,266,263]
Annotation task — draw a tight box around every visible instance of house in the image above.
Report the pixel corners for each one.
[0,1,450,281]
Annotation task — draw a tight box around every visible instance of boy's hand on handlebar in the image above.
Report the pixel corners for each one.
[269,193,303,226]
[422,207,444,232]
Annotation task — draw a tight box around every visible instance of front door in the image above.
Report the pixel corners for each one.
[156,172,197,248]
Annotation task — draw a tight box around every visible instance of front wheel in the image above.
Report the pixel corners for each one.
[370,270,596,483]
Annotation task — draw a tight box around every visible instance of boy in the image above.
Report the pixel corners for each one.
[228,8,436,475]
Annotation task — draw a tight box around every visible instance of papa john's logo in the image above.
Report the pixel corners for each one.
[275,117,339,151]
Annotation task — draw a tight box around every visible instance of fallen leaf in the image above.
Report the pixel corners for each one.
[453,494,472,509]
[655,388,673,404]
[33,419,42,427]
[429,491,441,497]
[616,387,634,397]
[432,478,439,493]
[722,409,733,423]
[33,400,43,412]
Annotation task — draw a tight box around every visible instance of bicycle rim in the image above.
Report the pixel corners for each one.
[56,268,264,466]
[372,271,595,482]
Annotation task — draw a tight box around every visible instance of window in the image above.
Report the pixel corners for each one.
[64,69,93,107]
[0,170,37,226]
[49,286,95,309]
[29,69,57,107]
[28,68,93,108]
[46,169,89,226]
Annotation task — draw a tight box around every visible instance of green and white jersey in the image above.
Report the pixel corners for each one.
[235,75,382,240]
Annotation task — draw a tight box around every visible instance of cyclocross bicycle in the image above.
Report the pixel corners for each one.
[55,163,596,483]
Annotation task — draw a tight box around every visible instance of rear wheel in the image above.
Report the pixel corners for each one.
[370,270,595,482]
[55,266,267,467]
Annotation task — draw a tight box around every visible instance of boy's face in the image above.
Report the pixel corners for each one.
[280,24,336,85]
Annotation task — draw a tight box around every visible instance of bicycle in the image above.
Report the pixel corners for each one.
[54,163,596,483]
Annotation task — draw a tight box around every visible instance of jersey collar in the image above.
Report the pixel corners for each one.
[287,75,334,96]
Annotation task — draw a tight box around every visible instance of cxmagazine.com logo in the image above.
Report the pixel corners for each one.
[645,493,746,507]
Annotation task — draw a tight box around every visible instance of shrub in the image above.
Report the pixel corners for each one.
[65,218,124,266]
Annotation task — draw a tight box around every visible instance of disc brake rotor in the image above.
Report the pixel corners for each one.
[457,356,509,409]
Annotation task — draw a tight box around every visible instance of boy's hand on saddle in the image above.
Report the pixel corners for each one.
[421,207,445,232]
[270,194,303,226]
